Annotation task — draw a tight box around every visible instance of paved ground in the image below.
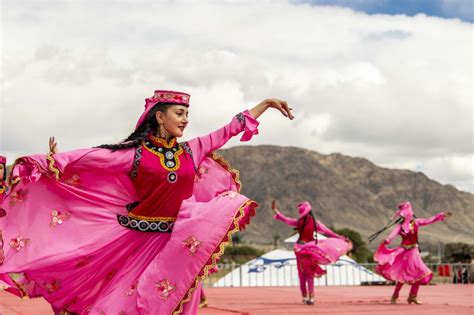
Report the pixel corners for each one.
[1,284,472,314]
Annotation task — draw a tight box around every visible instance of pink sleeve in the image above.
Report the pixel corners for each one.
[273,212,298,227]
[187,110,259,165]
[416,213,445,227]
[384,224,401,244]
[316,220,344,239]
[10,148,134,185]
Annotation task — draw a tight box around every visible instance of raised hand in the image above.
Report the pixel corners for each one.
[49,136,58,154]
[271,200,280,215]
[264,98,294,120]
[249,98,295,120]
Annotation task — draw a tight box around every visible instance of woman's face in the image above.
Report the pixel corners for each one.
[156,105,189,138]
[0,164,5,180]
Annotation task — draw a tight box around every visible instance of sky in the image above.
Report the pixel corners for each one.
[294,0,474,22]
[0,0,473,193]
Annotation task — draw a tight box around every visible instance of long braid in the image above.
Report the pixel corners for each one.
[295,211,318,243]
[368,216,404,243]
[96,103,171,151]
[97,122,153,150]
[309,212,318,243]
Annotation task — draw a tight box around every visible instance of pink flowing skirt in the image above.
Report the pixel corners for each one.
[294,238,352,277]
[0,152,257,314]
[374,243,433,284]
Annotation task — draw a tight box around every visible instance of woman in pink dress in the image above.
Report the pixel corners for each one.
[0,90,294,314]
[373,201,451,305]
[271,200,352,305]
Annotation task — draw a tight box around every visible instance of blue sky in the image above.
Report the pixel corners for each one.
[294,0,473,22]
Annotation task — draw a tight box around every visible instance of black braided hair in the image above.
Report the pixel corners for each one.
[97,103,173,150]
[368,216,404,243]
[296,211,318,242]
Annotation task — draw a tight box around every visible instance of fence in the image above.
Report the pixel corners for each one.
[202,262,473,288]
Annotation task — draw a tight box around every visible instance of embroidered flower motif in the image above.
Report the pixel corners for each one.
[44,279,61,293]
[155,279,176,300]
[9,235,31,252]
[50,210,71,228]
[8,189,29,207]
[219,191,238,199]
[75,255,93,268]
[183,236,202,255]
[64,174,81,187]
[125,281,138,297]
[235,112,245,123]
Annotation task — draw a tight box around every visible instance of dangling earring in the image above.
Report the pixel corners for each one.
[158,123,169,140]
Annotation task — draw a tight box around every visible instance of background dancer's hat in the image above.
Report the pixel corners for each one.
[0,156,6,164]
[392,201,414,233]
[135,90,191,128]
[297,201,312,218]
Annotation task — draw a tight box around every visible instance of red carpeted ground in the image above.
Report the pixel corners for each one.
[1,284,472,314]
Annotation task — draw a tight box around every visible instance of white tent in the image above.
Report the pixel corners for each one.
[213,234,387,287]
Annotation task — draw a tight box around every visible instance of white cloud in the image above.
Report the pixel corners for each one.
[0,1,472,192]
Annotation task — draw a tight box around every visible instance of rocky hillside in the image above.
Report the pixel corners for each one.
[218,145,474,248]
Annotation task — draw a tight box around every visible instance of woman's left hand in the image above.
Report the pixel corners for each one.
[49,137,58,154]
[271,200,280,215]
[250,98,295,120]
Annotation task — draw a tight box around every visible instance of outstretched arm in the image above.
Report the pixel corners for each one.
[188,99,294,165]
[416,212,451,227]
[187,110,259,165]
[10,147,134,186]
[271,200,298,227]
[384,224,401,244]
[249,98,294,120]
[274,212,298,227]
[316,220,345,239]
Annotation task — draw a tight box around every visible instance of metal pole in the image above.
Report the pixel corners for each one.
[239,263,243,287]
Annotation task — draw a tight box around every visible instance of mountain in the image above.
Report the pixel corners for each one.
[218,145,474,248]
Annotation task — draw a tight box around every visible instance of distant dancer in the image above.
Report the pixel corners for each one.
[271,200,352,305]
[372,201,451,305]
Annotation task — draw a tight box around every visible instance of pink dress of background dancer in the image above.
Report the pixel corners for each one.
[274,202,352,300]
[0,90,260,314]
[374,201,447,302]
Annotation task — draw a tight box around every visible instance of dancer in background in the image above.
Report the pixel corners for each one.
[0,90,293,314]
[271,200,352,305]
[372,201,451,305]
